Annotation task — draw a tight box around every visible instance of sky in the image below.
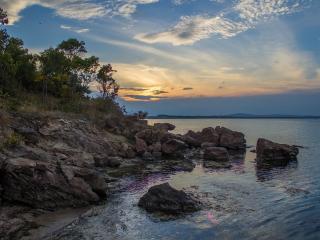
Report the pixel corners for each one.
[2,0,320,115]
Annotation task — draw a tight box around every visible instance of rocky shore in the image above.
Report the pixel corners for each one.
[0,111,299,239]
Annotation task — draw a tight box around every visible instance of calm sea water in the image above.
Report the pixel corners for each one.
[69,119,320,240]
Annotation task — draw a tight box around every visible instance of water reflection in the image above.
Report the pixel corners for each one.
[255,161,298,182]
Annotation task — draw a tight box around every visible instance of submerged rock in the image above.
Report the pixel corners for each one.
[138,183,200,215]
[256,138,299,167]
[203,147,231,169]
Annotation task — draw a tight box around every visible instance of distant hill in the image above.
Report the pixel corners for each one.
[148,114,320,119]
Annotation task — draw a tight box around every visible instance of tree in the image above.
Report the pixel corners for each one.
[57,39,99,97]
[57,39,87,58]
[97,64,119,100]
[39,48,69,100]
[0,28,36,95]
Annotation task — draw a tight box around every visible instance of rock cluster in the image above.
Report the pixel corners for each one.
[134,124,246,167]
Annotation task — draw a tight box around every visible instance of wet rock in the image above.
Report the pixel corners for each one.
[183,134,202,147]
[94,156,121,168]
[203,147,230,162]
[162,139,188,156]
[0,206,40,240]
[152,151,162,159]
[148,142,162,153]
[216,126,246,150]
[142,151,153,161]
[256,138,299,167]
[138,183,200,215]
[153,123,175,132]
[201,142,217,149]
[168,159,195,172]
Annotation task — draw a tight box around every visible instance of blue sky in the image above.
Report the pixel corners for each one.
[2,0,320,115]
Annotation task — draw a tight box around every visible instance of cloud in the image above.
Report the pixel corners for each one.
[2,0,159,24]
[135,15,249,45]
[152,90,169,95]
[182,87,193,90]
[115,0,159,17]
[135,0,307,45]
[120,87,148,91]
[2,0,108,24]
[89,35,192,63]
[124,94,168,101]
[60,25,89,34]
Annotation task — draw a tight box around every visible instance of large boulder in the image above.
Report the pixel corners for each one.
[162,139,188,156]
[256,138,299,167]
[0,158,106,209]
[138,183,200,215]
[216,126,246,150]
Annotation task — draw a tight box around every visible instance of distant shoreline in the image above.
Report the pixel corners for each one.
[148,115,320,119]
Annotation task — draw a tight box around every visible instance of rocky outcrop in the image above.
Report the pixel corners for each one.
[183,126,246,150]
[256,138,299,167]
[0,157,107,209]
[138,183,200,215]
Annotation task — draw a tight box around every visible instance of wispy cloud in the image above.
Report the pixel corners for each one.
[120,87,148,91]
[124,94,168,101]
[88,35,192,63]
[152,90,169,95]
[2,0,159,24]
[2,0,108,24]
[114,0,160,17]
[135,0,308,45]
[60,25,89,34]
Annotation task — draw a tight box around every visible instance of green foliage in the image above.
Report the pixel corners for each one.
[0,16,123,118]
[0,29,37,95]
[1,132,23,149]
